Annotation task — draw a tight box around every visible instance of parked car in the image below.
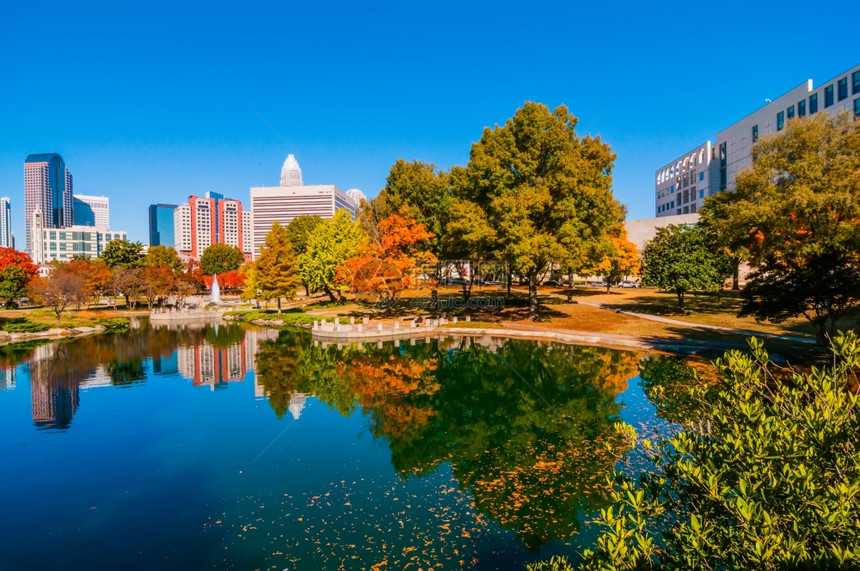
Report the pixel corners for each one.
[592,281,608,288]
[619,281,640,288]
[544,279,562,286]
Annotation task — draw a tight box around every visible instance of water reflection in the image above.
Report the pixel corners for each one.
[255,332,642,548]
[17,322,276,430]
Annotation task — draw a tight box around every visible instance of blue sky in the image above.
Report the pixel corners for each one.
[1,0,856,244]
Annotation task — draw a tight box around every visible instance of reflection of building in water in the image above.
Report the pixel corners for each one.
[177,340,248,390]
[31,377,79,430]
[0,366,15,389]
[152,352,179,377]
[80,365,112,389]
[245,328,281,398]
[287,393,307,420]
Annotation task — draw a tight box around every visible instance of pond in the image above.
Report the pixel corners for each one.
[0,322,678,570]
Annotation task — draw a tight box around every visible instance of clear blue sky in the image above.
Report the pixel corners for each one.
[1,0,856,244]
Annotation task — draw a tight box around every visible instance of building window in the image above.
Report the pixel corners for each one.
[777,111,784,131]
[855,97,860,117]
[699,172,704,181]
[838,78,848,101]
[699,190,705,199]
[825,85,834,107]
[670,185,675,193]
[798,100,806,117]
[787,105,795,119]
[752,124,759,142]
[810,93,818,114]
[854,71,860,95]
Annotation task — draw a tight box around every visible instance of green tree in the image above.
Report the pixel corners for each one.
[285,215,323,295]
[641,224,726,311]
[256,222,302,312]
[199,243,244,276]
[144,244,184,273]
[455,102,623,319]
[702,112,860,345]
[374,159,452,258]
[298,209,366,302]
[579,332,860,570]
[100,239,144,269]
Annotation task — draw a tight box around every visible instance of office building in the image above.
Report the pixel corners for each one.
[172,191,248,259]
[24,153,73,254]
[346,188,367,209]
[0,197,11,248]
[280,153,303,187]
[73,194,109,228]
[31,207,127,264]
[656,63,860,217]
[148,204,178,246]
[250,155,357,259]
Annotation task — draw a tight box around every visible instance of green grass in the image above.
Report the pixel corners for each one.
[0,318,52,333]
[225,309,316,327]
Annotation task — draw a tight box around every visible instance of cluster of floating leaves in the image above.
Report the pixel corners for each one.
[208,469,537,570]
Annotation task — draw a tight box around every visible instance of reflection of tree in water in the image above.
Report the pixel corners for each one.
[257,333,641,548]
[638,355,717,424]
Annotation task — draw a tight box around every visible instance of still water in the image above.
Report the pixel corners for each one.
[0,322,672,570]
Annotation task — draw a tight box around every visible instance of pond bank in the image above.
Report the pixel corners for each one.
[0,324,111,346]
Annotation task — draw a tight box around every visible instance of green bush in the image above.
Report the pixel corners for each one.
[1,319,51,333]
[96,317,130,330]
[578,331,860,570]
[225,309,316,327]
[526,556,575,571]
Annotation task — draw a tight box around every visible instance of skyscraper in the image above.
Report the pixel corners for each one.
[148,204,178,246]
[73,194,109,227]
[0,197,11,248]
[24,153,73,254]
[172,192,249,259]
[280,154,303,187]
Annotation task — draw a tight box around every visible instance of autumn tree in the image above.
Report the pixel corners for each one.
[701,112,860,345]
[199,243,244,276]
[144,245,184,273]
[31,263,87,323]
[109,267,146,309]
[582,225,641,292]
[100,239,144,269]
[343,209,435,305]
[373,160,452,258]
[641,224,727,311]
[298,209,366,302]
[0,247,39,308]
[286,215,322,295]
[142,263,175,308]
[455,102,624,319]
[256,222,302,313]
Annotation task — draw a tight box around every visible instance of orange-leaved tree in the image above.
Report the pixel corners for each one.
[0,247,39,308]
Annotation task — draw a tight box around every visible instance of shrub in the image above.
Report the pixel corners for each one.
[578,331,860,570]
[1,319,51,333]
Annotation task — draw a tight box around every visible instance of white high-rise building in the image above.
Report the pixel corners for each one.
[280,154,303,187]
[174,203,192,254]
[0,197,11,248]
[345,188,367,209]
[72,194,110,228]
[655,63,860,217]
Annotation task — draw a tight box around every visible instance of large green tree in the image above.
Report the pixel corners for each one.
[144,245,184,273]
[455,102,623,319]
[701,112,860,345]
[256,222,302,312]
[199,243,244,276]
[100,239,144,269]
[641,224,727,311]
[297,209,366,302]
[373,159,452,258]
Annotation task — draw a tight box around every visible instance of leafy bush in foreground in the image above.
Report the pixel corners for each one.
[578,331,860,570]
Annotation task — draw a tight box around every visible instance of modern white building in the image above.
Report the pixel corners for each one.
[656,63,860,217]
[72,194,110,228]
[30,207,127,265]
[250,155,357,259]
[173,203,192,254]
[345,188,367,209]
[0,197,11,248]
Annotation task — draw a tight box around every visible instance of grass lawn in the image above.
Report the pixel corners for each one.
[0,306,142,330]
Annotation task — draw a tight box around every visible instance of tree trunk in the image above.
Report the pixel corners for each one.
[677,291,685,311]
[507,272,512,296]
[732,258,741,290]
[277,298,282,314]
[323,286,338,303]
[528,273,539,320]
[605,283,611,294]
[304,282,310,297]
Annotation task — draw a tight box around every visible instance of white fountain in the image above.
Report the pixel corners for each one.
[210,273,221,304]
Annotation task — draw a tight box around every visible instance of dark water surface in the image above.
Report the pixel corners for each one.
[0,322,671,570]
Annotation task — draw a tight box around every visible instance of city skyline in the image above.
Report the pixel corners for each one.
[1,0,856,245]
